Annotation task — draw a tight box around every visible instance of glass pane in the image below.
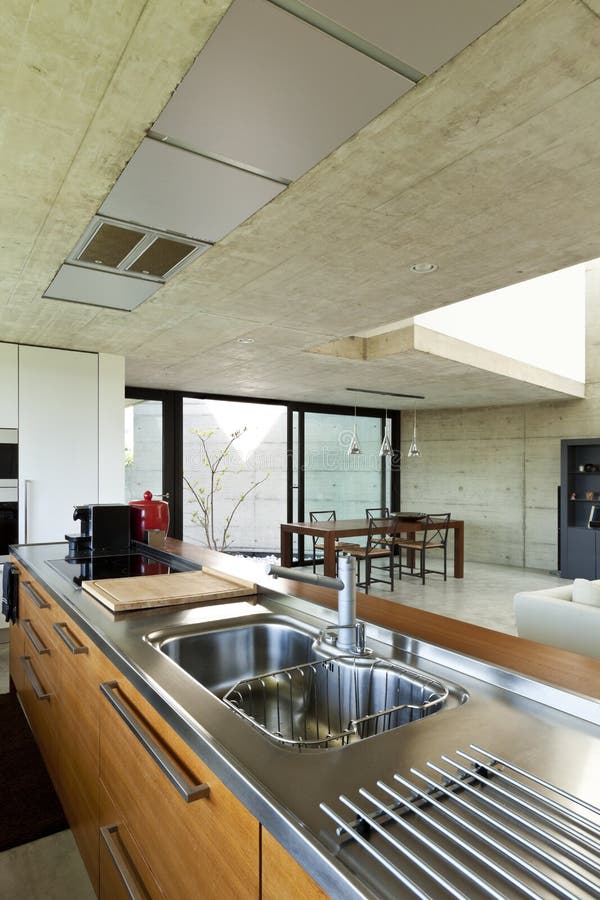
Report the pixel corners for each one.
[304,412,383,559]
[183,398,286,555]
[124,399,163,502]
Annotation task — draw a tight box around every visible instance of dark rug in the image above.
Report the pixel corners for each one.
[0,692,68,851]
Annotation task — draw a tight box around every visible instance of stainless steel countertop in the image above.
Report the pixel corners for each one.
[12,543,600,899]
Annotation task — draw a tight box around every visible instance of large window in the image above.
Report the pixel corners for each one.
[124,388,399,558]
[304,412,387,519]
[182,398,286,554]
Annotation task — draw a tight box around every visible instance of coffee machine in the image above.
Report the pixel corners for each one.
[68,503,131,557]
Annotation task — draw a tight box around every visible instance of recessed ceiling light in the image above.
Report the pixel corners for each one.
[237,337,255,344]
[409,262,438,274]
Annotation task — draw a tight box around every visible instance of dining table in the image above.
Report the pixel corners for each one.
[280,515,465,579]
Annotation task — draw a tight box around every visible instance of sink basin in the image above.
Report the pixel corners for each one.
[146,619,320,698]
[225,655,453,750]
[146,614,465,750]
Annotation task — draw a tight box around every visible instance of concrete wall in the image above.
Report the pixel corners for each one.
[401,264,600,571]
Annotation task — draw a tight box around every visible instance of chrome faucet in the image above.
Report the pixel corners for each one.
[266,553,368,655]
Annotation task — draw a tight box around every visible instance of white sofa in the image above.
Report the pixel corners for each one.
[513,581,600,659]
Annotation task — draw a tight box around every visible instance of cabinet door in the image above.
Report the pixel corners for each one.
[0,342,18,428]
[18,345,99,543]
[99,671,260,899]
[54,613,110,895]
[262,829,328,900]
[565,528,596,580]
[99,782,163,900]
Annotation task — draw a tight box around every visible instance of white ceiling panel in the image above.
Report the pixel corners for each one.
[153,0,412,181]
[300,0,522,75]
[100,139,285,242]
[44,264,159,311]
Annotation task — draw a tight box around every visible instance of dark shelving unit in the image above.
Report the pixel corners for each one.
[560,438,600,578]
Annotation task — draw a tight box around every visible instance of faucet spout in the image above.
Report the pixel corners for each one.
[265,564,343,592]
[335,553,357,651]
[266,554,363,653]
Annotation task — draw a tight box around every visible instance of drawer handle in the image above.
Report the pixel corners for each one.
[22,619,50,655]
[100,824,150,900]
[100,681,210,803]
[20,656,51,701]
[22,581,50,610]
[53,622,88,654]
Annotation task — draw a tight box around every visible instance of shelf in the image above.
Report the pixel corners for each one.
[569,471,600,474]
[568,499,599,502]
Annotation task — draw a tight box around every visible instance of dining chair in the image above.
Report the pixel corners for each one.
[308,510,359,573]
[395,513,451,584]
[365,507,390,519]
[347,517,402,592]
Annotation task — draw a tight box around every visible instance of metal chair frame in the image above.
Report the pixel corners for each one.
[365,507,390,520]
[396,513,451,584]
[348,517,403,592]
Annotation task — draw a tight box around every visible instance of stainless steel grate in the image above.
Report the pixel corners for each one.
[223,656,449,750]
[321,744,600,899]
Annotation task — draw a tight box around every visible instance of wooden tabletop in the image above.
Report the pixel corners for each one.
[164,539,600,699]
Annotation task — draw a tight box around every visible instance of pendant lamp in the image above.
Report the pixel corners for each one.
[348,401,361,455]
[407,406,421,458]
[379,409,392,457]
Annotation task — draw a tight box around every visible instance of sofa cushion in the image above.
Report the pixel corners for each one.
[572,578,600,607]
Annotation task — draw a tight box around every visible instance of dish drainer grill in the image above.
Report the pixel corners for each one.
[321,744,600,898]
[223,656,449,750]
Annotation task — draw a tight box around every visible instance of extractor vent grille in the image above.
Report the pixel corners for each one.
[69,216,211,281]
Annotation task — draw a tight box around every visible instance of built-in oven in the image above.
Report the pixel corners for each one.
[0,429,18,560]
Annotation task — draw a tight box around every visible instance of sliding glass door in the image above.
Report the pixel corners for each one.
[182,397,286,554]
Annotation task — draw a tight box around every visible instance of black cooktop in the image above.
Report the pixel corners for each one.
[47,552,192,588]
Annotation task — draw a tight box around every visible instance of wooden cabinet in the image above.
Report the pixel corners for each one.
[11,563,105,891]
[99,668,259,899]
[99,783,163,900]
[53,613,111,895]
[262,829,328,900]
[11,561,330,900]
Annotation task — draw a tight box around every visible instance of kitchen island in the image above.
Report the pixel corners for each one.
[8,539,600,899]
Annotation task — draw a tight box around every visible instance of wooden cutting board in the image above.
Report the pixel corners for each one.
[82,567,256,612]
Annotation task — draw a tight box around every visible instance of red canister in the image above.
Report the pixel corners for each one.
[129,491,170,543]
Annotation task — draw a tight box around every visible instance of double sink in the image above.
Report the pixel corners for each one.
[145,615,467,751]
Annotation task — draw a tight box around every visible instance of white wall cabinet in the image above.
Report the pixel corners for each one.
[0,343,18,429]
[15,345,124,544]
[19,346,99,543]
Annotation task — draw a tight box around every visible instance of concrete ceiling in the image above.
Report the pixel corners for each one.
[2,0,600,410]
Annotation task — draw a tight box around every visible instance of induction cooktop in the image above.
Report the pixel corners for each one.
[47,551,194,588]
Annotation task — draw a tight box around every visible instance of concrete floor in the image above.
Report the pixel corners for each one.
[346,558,569,635]
[0,559,569,897]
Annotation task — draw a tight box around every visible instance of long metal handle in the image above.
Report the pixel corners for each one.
[20,655,51,700]
[100,824,150,900]
[24,479,32,542]
[22,619,50,655]
[53,621,88,654]
[22,580,50,609]
[100,681,210,803]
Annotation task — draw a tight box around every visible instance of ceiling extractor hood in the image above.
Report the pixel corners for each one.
[43,216,212,311]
